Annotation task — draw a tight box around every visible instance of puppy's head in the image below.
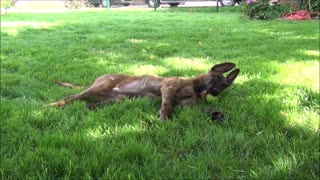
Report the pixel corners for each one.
[201,62,240,97]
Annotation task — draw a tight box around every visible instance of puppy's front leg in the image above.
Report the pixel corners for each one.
[159,85,176,121]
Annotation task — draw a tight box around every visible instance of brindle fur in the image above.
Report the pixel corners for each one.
[50,62,240,120]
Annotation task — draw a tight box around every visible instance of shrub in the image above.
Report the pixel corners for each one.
[65,0,93,9]
[242,0,289,20]
[302,0,320,12]
[1,0,15,14]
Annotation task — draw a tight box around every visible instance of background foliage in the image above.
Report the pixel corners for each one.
[1,0,16,14]
[65,0,93,9]
[302,0,320,12]
[242,0,290,19]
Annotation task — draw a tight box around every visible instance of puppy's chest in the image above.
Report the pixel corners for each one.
[112,76,163,95]
[175,86,196,98]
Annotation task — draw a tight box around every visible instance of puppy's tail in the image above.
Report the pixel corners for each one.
[54,80,82,89]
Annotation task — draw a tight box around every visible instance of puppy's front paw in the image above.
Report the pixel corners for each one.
[159,111,169,121]
[204,107,225,122]
[86,103,98,110]
[158,115,169,121]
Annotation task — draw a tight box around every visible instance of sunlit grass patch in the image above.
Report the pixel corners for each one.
[87,123,144,139]
[273,61,319,90]
[126,38,146,44]
[130,64,167,75]
[1,21,63,36]
[302,50,320,57]
[163,57,210,71]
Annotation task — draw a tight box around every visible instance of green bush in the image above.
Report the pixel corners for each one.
[302,0,320,12]
[1,0,15,14]
[242,0,289,20]
[65,0,93,9]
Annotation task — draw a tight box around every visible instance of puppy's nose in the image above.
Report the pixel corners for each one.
[211,88,219,92]
[209,88,220,96]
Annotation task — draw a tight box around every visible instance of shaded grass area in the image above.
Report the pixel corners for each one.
[1,8,319,179]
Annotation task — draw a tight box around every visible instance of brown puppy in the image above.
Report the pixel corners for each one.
[50,62,240,120]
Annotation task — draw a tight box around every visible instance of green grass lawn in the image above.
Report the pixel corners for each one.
[1,7,319,179]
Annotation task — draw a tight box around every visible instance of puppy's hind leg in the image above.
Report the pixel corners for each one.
[87,93,127,110]
[50,89,90,107]
[50,84,110,107]
[54,80,82,89]
[50,75,124,107]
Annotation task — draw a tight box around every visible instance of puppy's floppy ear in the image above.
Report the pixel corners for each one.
[210,62,236,73]
[226,69,240,85]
